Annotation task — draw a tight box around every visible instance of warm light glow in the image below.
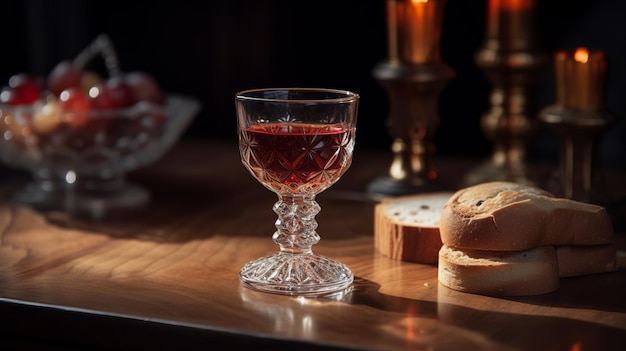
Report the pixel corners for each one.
[570,342,582,351]
[397,0,442,64]
[574,48,589,64]
[491,0,535,11]
[405,304,417,340]
[485,0,537,51]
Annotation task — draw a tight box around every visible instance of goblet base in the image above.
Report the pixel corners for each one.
[13,180,150,220]
[239,252,354,296]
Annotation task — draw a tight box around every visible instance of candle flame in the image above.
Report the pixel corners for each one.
[574,48,589,64]
[490,0,535,11]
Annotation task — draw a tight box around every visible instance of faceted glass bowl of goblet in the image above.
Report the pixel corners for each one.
[0,94,200,219]
[236,87,359,296]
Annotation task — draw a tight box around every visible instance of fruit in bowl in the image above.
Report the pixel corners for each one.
[0,34,200,219]
[1,70,167,155]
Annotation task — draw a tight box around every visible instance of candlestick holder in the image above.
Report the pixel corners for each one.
[539,48,613,203]
[367,0,454,196]
[463,0,547,186]
[540,106,613,203]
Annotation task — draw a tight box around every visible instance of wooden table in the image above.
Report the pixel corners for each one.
[0,140,625,351]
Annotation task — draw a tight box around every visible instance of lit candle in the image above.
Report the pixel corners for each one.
[554,48,606,111]
[386,0,399,62]
[554,51,569,106]
[486,0,537,52]
[390,0,444,64]
[574,48,592,110]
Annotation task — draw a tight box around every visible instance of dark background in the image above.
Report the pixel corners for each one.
[2,0,625,167]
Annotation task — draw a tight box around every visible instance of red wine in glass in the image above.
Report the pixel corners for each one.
[240,122,355,195]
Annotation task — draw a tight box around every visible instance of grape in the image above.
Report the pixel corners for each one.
[124,71,164,105]
[80,70,103,95]
[47,60,82,96]
[59,88,90,110]
[0,87,17,105]
[32,98,62,135]
[0,110,36,147]
[1,73,41,105]
[105,76,134,107]
[89,76,134,110]
[59,88,90,128]
[89,84,115,110]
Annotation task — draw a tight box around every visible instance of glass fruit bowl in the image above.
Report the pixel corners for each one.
[0,93,200,219]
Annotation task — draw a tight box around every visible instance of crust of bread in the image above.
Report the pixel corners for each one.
[556,244,618,277]
[374,192,453,264]
[439,181,614,251]
[438,244,560,296]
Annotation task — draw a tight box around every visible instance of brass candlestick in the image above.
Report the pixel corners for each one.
[539,48,613,203]
[463,0,547,186]
[368,0,454,196]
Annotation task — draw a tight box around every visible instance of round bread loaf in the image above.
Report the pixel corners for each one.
[438,244,560,296]
[439,181,614,251]
[374,192,453,264]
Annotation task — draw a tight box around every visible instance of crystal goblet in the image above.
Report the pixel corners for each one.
[236,88,359,296]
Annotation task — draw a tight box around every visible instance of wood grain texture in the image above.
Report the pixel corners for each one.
[0,140,625,350]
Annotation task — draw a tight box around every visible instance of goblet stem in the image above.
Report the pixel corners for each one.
[239,193,353,296]
[272,194,320,253]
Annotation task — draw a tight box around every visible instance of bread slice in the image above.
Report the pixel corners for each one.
[556,244,619,277]
[438,244,560,296]
[439,181,614,251]
[374,192,453,264]
[438,243,619,296]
